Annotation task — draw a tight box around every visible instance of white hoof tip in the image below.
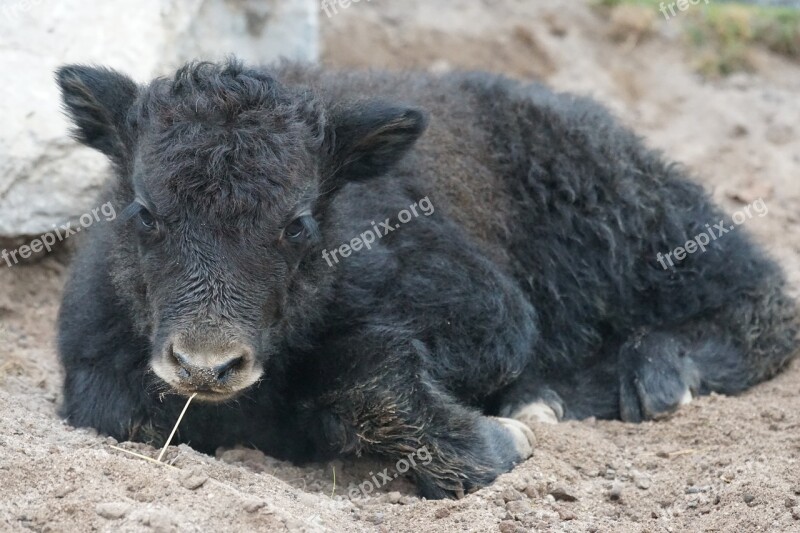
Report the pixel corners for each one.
[494,417,535,459]
[679,389,693,406]
[510,402,560,426]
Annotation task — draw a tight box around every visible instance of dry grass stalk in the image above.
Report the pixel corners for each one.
[108,392,196,468]
[109,445,179,470]
[156,392,197,462]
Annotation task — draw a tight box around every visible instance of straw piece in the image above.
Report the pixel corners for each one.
[656,448,697,459]
[666,448,696,458]
[109,445,179,470]
[330,465,336,499]
[156,392,197,462]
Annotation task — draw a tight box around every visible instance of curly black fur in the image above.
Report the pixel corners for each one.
[55,59,798,499]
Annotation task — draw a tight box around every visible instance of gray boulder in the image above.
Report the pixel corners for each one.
[0,0,319,239]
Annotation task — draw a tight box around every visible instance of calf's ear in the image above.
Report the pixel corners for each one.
[325,101,428,183]
[55,65,138,168]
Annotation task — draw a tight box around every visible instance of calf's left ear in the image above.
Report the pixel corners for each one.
[55,65,138,169]
[324,101,428,183]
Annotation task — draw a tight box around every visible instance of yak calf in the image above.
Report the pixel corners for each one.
[56,59,798,499]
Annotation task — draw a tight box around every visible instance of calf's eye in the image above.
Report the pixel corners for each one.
[138,207,157,231]
[283,217,307,242]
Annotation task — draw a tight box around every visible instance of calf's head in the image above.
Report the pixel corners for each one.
[56,60,426,401]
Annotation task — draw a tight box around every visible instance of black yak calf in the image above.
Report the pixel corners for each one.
[56,59,798,499]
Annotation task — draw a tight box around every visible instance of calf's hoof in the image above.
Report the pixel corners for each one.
[507,400,563,426]
[415,416,536,500]
[494,417,536,459]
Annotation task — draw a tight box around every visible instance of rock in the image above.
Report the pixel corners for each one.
[217,448,270,472]
[366,512,384,525]
[793,508,800,521]
[137,509,177,531]
[743,492,756,506]
[524,485,539,499]
[95,502,131,520]
[505,499,533,517]
[501,488,524,502]
[498,520,521,533]
[54,485,76,498]
[557,507,577,520]
[785,497,797,509]
[549,485,578,502]
[529,481,548,497]
[179,467,208,490]
[633,471,651,490]
[434,507,451,519]
[511,477,530,492]
[243,498,267,513]
[387,491,402,504]
[608,482,624,501]
[492,506,511,520]
[0,0,318,239]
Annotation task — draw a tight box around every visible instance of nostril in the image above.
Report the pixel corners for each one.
[215,356,245,382]
[169,346,192,380]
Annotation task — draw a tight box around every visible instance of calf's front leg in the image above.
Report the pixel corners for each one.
[298,327,535,499]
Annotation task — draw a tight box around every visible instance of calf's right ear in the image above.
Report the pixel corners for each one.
[324,101,428,184]
[55,65,138,168]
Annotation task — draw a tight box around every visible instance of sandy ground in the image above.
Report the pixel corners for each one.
[2,1,800,531]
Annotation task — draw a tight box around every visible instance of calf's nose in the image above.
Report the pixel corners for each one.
[169,345,249,389]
